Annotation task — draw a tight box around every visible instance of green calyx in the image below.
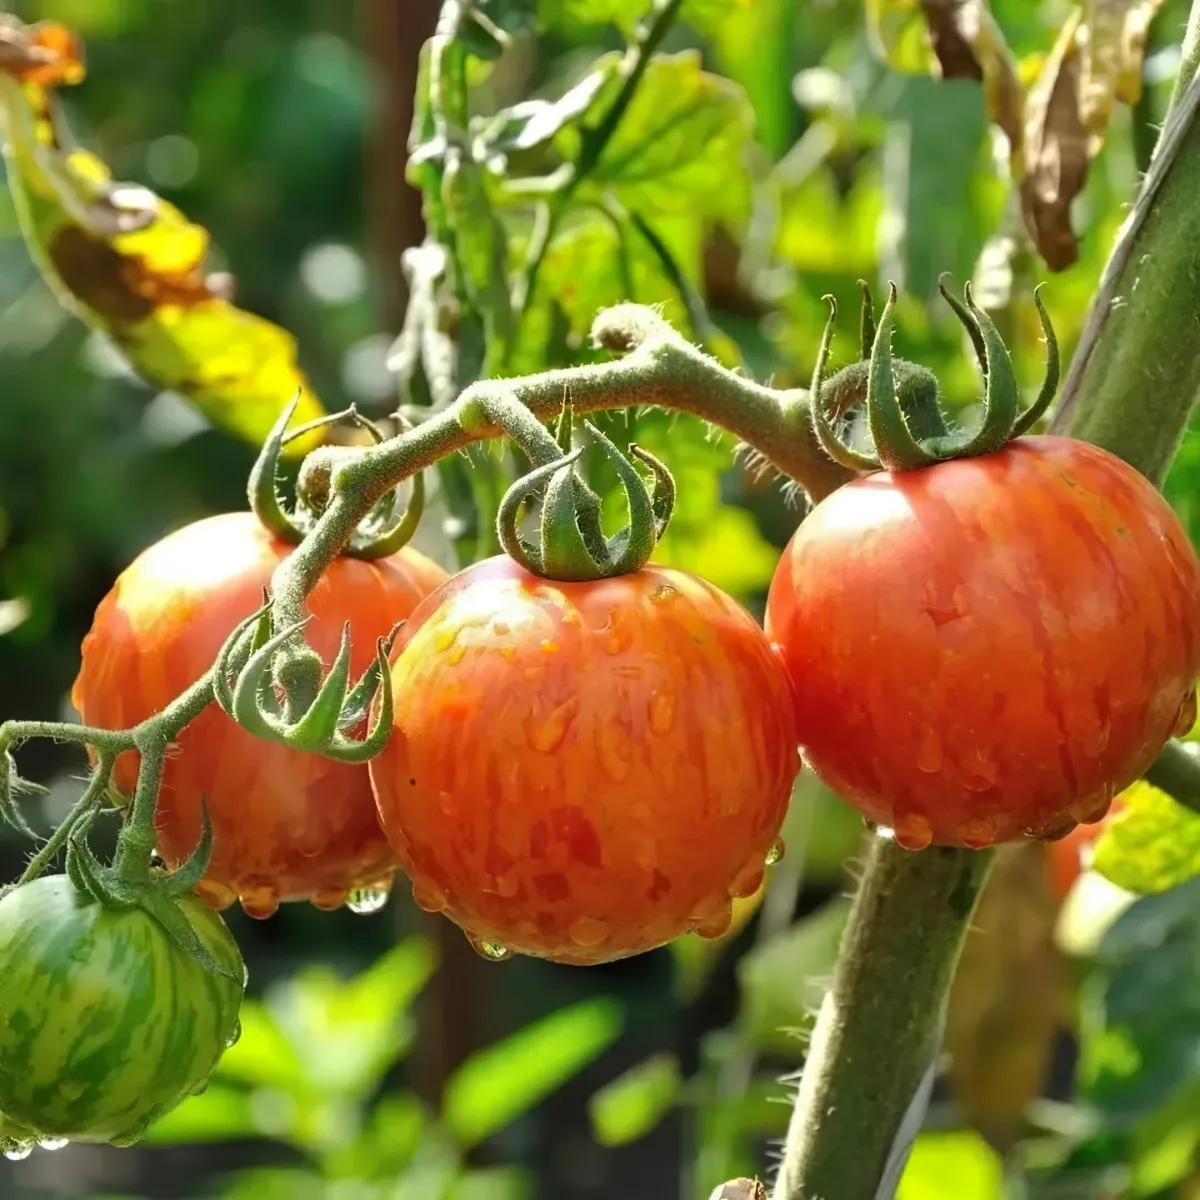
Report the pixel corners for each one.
[210,594,400,763]
[811,277,1060,473]
[473,394,674,582]
[250,394,425,560]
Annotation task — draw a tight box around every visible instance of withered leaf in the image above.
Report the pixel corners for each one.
[946,842,1070,1151]
[0,13,324,454]
[1079,0,1166,137]
[1019,10,1089,271]
[920,0,1025,162]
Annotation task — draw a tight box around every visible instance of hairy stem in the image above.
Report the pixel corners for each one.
[771,840,995,1200]
[17,756,112,886]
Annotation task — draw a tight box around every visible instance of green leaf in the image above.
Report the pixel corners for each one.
[142,1084,256,1145]
[539,0,743,36]
[444,998,624,1147]
[566,51,755,228]
[1081,878,1200,1124]
[589,1053,681,1146]
[865,0,935,74]
[217,999,307,1091]
[897,1131,1003,1199]
[738,898,850,1055]
[1093,781,1200,895]
[449,1167,535,1200]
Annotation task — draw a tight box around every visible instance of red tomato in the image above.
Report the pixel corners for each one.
[765,436,1200,849]
[72,512,448,917]
[368,556,798,965]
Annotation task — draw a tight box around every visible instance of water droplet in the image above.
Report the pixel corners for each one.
[492,619,510,636]
[650,584,678,605]
[648,688,676,736]
[437,790,460,817]
[597,724,631,781]
[959,749,998,792]
[225,1018,242,1049]
[4,1143,32,1161]
[435,626,459,652]
[499,645,517,659]
[496,873,521,899]
[1071,785,1113,825]
[1173,689,1198,737]
[956,818,997,850]
[239,886,280,920]
[893,814,933,851]
[310,887,349,912]
[347,882,392,915]
[190,1081,209,1097]
[568,917,609,948]
[729,861,764,899]
[540,639,560,655]
[411,877,449,913]
[523,666,543,682]
[447,644,467,667]
[467,933,513,961]
[765,838,786,866]
[691,900,733,939]
[528,697,579,753]
[37,1137,68,1151]
[195,879,237,912]
[915,726,943,774]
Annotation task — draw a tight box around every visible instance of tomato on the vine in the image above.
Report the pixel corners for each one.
[0,874,244,1147]
[72,512,448,917]
[765,436,1200,849]
[369,555,798,965]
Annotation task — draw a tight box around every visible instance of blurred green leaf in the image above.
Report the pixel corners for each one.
[142,1084,256,1146]
[539,0,743,37]
[738,898,849,1055]
[449,1167,535,1200]
[566,51,755,228]
[1093,780,1200,895]
[217,998,308,1091]
[589,1052,681,1146]
[0,597,28,636]
[897,1131,1004,1199]
[444,997,624,1147]
[1081,878,1200,1124]
[866,0,935,74]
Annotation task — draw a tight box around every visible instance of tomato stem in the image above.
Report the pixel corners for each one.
[1143,739,1200,813]
[771,837,994,1200]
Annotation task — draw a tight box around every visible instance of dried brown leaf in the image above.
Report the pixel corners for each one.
[1079,0,1166,136]
[945,842,1070,1151]
[709,1180,767,1200]
[920,0,1025,160]
[1019,11,1089,271]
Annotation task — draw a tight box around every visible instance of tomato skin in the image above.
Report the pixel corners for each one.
[0,875,244,1146]
[369,556,798,965]
[765,436,1200,849]
[71,512,448,917]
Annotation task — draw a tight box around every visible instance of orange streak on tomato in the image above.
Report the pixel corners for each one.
[369,556,798,965]
[72,512,448,914]
[765,436,1200,848]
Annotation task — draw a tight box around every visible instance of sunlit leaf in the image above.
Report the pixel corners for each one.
[946,843,1068,1150]
[444,998,624,1147]
[538,0,745,37]
[866,0,935,74]
[1077,0,1165,138]
[216,999,307,1091]
[142,1084,256,1145]
[0,597,28,636]
[589,1053,681,1146]
[0,18,324,453]
[1092,779,1200,895]
[737,898,849,1055]
[896,1131,1004,1199]
[565,51,755,229]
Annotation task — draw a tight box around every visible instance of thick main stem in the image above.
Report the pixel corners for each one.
[771,839,993,1200]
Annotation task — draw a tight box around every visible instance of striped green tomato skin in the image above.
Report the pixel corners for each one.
[0,875,244,1145]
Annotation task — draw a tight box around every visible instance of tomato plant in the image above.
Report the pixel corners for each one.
[72,512,447,917]
[369,555,797,965]
[0,874,244,1150]
[766,436,1200,850]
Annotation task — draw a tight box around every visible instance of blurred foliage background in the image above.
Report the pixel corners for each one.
[3,0,1200,1197]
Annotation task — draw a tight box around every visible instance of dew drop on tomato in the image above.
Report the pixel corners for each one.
[729,859,765,899]
[956,817,998,849]
[346,883,391,915]
[225,1018,242,1049]
[1173,689,1198,738]
[691,899,734,940]
[411,877,449,913]
[892,814,933,851]
[239,885,280,920]
[915,726,943,774]
[467,934,513,962]
[765,838,786,866]
[648,688,676,735]
[310,886,349,912]
[4,1143,32,1161]
[568,917,609,948]
[37,1138,68,1151]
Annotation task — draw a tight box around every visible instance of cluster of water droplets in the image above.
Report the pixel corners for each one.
[2,1136,69,1161]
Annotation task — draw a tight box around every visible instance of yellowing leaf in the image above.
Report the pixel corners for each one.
[0,16,324,453]
[897,1131,1004,1200]
[1078,0,1165,136]
[1093,779,1200,894]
